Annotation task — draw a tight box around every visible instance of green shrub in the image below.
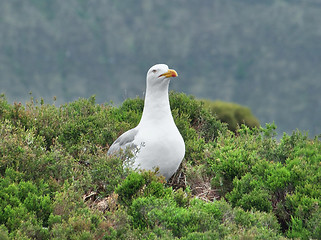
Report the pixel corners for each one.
[226,173,272,212]
[266,164,291,192]
[208,131,259,194]
[171,92,227,142]
[116,170,173,205]
[306,208,321,239]
[1,93,321,239]
[116,172,146,204]
[287,216,310,240]
[0,169,52,233]
[0,225,9,240]
[129,197,282,239]
[200,99,260,132]
[129,197,222,237]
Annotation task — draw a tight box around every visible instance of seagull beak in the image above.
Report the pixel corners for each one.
[160,69,178,78]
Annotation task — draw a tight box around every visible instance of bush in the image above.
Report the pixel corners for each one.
[129,197,282,239]
[171,92,227,142]
[200,99,260,132]
[207,124,321,236]
[0,225,9,240]
[226,173,272,212]
[0,169,52,233]
[116,171,172,205]
[1,93,320,239]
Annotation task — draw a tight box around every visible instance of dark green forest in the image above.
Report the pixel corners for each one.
[0,0,320,136]
[1,93,321,239]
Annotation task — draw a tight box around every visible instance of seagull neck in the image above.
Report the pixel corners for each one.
[140,85,172,124]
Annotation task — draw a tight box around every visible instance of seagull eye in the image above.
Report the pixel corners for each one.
[152,69,157,73]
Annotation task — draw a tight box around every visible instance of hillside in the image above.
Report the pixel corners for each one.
[1,93,321,239]
[0,0,321,136]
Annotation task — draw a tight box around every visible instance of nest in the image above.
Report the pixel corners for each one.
[168,164,220,202]
[83,191,119,213]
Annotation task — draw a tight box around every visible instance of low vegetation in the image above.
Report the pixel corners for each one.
[200,99,260,132]
[0,92,320,239]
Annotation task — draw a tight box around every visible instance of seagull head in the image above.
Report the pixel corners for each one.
[146,64,178,90]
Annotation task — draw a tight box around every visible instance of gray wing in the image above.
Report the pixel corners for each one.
[107,128,138,155]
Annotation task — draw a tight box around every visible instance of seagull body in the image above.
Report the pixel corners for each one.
[108,64,185,180]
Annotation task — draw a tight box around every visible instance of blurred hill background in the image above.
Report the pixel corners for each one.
[0,0,320,136]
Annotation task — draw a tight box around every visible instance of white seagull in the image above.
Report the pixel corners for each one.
[107,64,185,180]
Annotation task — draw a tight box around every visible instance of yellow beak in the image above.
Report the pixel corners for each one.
[160,69,178,78]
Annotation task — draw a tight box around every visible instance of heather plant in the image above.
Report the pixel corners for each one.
[208,124,321,237]
[0,93,320,239]
[200,99,260,132]
[0,168,52,233]
[170,92,227,142]
[129,197,283,239]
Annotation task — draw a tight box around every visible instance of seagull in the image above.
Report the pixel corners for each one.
[107,64,185,180]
